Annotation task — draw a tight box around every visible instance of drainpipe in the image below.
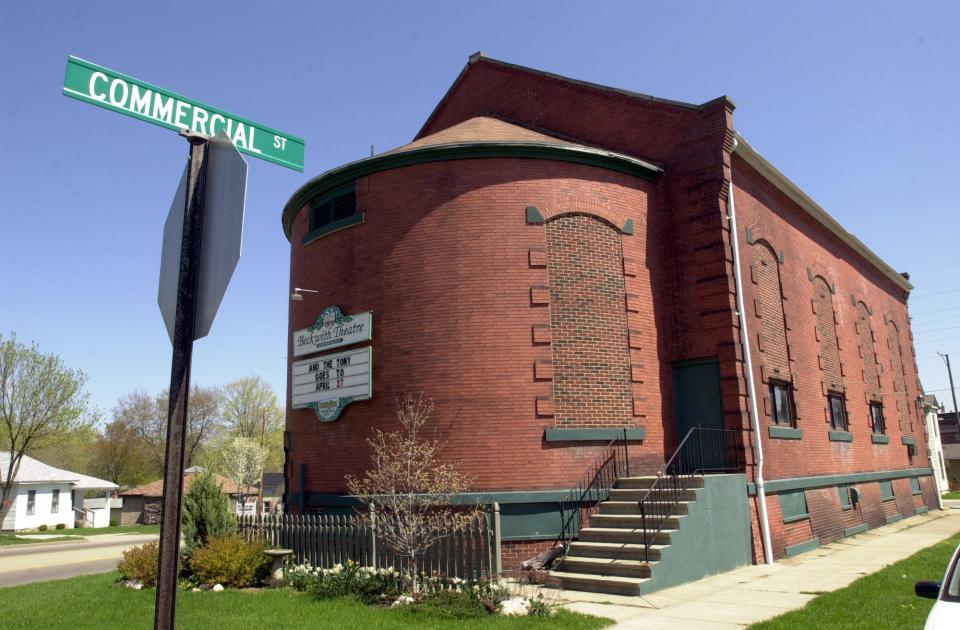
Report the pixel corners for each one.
[728,137,774,564]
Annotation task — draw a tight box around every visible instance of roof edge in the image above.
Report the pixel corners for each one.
[281,140,663,240]
[416,52,734,139]
[732,133,912,294]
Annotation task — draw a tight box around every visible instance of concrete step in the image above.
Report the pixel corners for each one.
[548,570,648,596]
[578,527,676,545]
[616,475,704,490]
[608,487,699,502]
[559,556,656,578]
[568,541,667,561]
[590,514,684,530]
[598,500,691,516]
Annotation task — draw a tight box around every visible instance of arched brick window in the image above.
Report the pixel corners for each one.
[855,302,884,434]
[545,214,633,427]
[752,241,795,425]
[886,319,912,434]
[812,277,847,431]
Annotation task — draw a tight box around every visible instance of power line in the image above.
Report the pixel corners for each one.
[911,306,960,317]
[912,325,960,334]
[911,287,960,299]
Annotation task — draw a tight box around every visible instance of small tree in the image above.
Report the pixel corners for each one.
[346,395,481,593]
[182,470,235,553]
[220,436,268,514]
[0,333,90,525]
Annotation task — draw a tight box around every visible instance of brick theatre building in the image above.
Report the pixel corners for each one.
[281,54,937,592]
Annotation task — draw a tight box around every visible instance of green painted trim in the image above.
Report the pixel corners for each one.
[916,506,930,514]
[783,513,810,524]
[282,141,663,239]
[769,425,803,440]
[302,212,364,245]
[621,218,634,235]
[828,430,853,442]
[902,436,917,445]
[784,538,820,558]
[746,467,933,495]
[844,523,869,537]
[872,434,890,444]
[543,428,646,442]
[526,205,545,224]
[885,514,903,524]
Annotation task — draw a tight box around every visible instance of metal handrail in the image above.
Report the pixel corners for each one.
[555,428,630,551]
[636,426,742,562]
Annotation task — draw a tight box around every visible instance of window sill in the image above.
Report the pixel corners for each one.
[769,426,803,440]
[871,434,889,445]
[783,513,810,524]
[828,430,853,442]
[302,212,364,245]
[901,436,917,446]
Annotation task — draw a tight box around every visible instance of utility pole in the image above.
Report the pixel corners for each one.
[939,353,960,435]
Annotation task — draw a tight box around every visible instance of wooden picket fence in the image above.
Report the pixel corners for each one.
[237,508,500,580]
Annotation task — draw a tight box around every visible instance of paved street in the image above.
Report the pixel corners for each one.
[556,510,960,629]
[0,534,158,588]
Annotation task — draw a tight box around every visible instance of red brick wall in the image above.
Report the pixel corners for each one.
[752,242,793,381]
[812,277,844,395]
[501,540,557,573]
[856,302,883,402]
[545,215,633,428]
[286,157,661,497]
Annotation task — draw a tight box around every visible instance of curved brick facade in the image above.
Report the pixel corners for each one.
[286,155,662,496]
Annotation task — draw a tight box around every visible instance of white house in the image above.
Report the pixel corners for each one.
[924,395,950,496]
[1,452,118,532]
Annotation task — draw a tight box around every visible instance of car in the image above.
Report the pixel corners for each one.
[915,541,960,629]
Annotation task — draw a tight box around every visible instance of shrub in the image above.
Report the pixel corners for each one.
[109,519,119,527]
[182,471,235,553]
[119,542,164,586]
[189,534,270,588]
[403,590,489,619]
[38,524,48,531]
[55,523,66,530]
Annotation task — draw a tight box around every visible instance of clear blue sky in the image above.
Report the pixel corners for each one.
[1,1,958,417]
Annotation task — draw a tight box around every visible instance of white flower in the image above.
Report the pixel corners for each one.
[212,584,224,592]
[499,597,531,616]
[391,595,415,607]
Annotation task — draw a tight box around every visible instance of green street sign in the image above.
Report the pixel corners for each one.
[63,56,304,171]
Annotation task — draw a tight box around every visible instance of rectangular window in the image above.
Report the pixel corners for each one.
[828,393,848,431]
[263,501,272,514]
[309,189,357,231]
[770,380,797,426]
[838,484,852,510]
[51,489,60,513]
[879,480,895,501]
[779,490,809,523]
[26,490,36,515]
[870,402,886,435]
[910,477,922,495]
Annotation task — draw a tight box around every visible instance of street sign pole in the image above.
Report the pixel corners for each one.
[155,132,208,630]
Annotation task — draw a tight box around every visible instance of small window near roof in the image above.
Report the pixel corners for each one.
[870,402,885,435]
[770,380,796,426]
[828,393,848,431]
[310,189,357,232]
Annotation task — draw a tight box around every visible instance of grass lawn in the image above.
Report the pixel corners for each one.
[68,524,160,537]
[942,491,960,500]
[0,535,78,545]
[750,531,960,629]
[0,572,613,630]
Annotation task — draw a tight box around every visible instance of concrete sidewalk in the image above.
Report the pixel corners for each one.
[555,510,960,629]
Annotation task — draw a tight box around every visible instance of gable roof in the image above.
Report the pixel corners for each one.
[120,470,243,497]
[0,452,117,489]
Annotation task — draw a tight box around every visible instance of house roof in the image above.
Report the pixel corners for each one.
[0,452,117,489]
[120,470,243,497]
[260,472,284,494]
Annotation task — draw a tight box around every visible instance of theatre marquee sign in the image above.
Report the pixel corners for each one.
[293,306,372,357]
[292,346,372,422]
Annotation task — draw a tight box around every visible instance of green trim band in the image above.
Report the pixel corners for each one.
[282,141,663,239]
[916,506,930,514]
[544,428,646,442]
[902,436,917,445]
[769,425,803,440]
[747,467,933,495]
[885,514,903,524]
[302,212,365,245]
[872,434,890,444]
[785,538,820,558]
[844,523,869,537]
[828,430,853,442]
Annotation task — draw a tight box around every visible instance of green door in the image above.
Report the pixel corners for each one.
[672,358,726,471]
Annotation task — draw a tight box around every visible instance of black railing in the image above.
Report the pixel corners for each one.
[637,426,743,562]
[556,428,630,551]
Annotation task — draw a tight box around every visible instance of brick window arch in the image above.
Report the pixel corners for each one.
[812,276,843,392]
[885,319,913,434]
[752,240,795,425]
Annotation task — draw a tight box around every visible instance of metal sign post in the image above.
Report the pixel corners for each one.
[154,133,207,630]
